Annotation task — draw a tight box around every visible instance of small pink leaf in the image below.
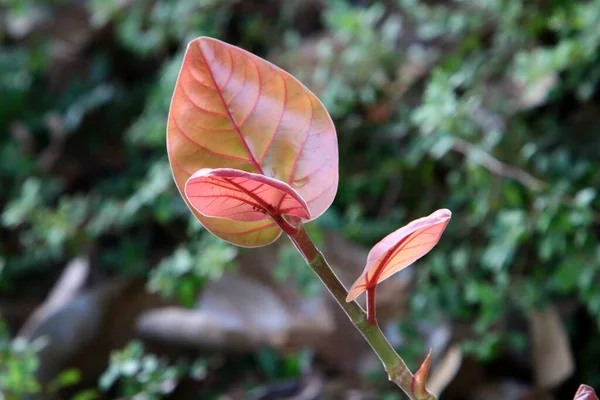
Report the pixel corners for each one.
[346,209,451,302]
[412,350,433,399]
[574,385,599,400]
[185,168,310,226]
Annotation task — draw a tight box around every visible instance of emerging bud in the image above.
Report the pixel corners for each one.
[412,349,432,399]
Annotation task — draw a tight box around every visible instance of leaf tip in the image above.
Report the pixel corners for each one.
[346,208,453,303]
[432,208,452,222]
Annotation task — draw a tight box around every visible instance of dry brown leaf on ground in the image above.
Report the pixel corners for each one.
[20,279,168,385]
[529,306,574,389]
[137,273,334,351]
[427,344,463,397]
[19,257,89,338]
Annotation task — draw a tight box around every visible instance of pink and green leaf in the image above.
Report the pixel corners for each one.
[346,209,452,302]
[167,37,338,247]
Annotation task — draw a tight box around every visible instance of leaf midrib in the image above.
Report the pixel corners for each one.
[197,40,264,175]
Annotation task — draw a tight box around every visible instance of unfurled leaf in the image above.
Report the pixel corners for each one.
[167,37,338,247]
[574,385,599,400]
[346,209,451,301]
[185,168,310,223]
[411,350,432,399]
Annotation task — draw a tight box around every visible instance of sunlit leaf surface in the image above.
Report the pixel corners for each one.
[346,209,451,301]
[185,168,310,223]
[167,37,337,246]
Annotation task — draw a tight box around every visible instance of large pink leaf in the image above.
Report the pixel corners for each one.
[346,209,452,302]
[185,168,310,224]
[167,37,338,247]
[575,385,599,400]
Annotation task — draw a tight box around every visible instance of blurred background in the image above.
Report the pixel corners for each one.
[1,0,600,399]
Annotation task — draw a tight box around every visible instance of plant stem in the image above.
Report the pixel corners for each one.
[367,287,376,325]
[287,223,437,400]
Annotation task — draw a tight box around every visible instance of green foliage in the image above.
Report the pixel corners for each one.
[148,234,238,306]
[47,369,86,395]
[100,341,188,399]
[0,0,238,285]
[276,0,600,378]
[2,0,600,394]
[254,347,313,381]
[0,318,88,397]
[0,319,42,396]
[98,341,208,399]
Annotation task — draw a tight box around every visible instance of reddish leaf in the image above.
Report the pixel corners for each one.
[167,37,338,247]
[575,385,599,400]
[185,168,309,225]
[346,209,451,302]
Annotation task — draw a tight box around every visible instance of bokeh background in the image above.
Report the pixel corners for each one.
[1,0,600,399]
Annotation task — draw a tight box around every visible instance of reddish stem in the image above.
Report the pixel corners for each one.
[273,214,299,235]
[366,287,377,325]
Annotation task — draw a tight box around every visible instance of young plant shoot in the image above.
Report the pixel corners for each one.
[167,37,450,400]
